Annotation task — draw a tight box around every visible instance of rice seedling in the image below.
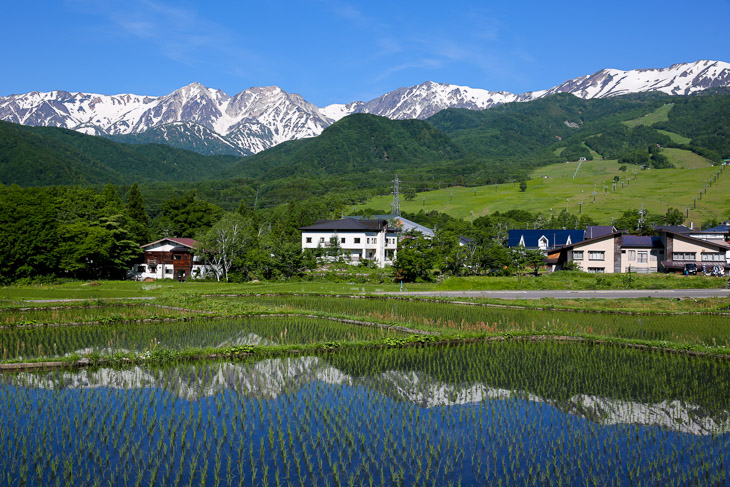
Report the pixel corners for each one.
[0,304,195,327]
[224,294,730,348]
[0,315,409,361]
[1,341,728,486]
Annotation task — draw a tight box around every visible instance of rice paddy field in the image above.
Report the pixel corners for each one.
[1,342,728,486]
[1,286,729,485]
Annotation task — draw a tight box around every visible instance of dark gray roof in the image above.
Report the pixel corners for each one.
[621,235,662,248]
[654,225,691,234]
[703,225,730,233]
[585,226,616,239]
[299,218,393,232]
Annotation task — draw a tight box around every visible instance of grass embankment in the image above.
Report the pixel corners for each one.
[0,271,726,305]
[358,158,727,223]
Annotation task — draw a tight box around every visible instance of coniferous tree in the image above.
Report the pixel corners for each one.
[126,183,148,227]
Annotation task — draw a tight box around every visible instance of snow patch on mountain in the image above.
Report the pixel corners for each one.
[2,60,730,155]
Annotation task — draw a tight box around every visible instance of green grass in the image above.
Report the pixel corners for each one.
[1,271,726,306]
[622,103,674,127]
[359,158,730,223]
[663,147,712,169]
[657,129,691,145]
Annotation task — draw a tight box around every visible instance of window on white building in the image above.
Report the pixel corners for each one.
[587,267,605,273]
[673,252,696,261]
[573,251,584,261]
[341,237,346,244]
[354,238,361,244]
[319,237,325,244]
[637,251,648,264]
[588,251,605,261]
[306,237,312,243]
[628,250,636,261]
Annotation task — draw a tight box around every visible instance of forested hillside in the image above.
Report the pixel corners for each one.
[0,121,240,186]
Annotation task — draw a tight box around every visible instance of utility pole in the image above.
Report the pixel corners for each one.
[391,174,401,216]
[637,204,645,231]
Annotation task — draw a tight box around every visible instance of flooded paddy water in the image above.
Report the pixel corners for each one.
[1,341,728,486]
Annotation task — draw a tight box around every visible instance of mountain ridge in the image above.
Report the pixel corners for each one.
[1,60,729,155]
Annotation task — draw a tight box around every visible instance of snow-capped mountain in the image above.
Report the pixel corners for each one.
[328,60,730,120]
[523,59,730,100]
[322,81,519,122]
[0,83,332,155]
[1,60,729,155]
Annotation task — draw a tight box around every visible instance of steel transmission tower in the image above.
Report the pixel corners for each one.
[391,174,401,216]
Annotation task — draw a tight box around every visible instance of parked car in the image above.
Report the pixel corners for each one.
[684,263,697,275]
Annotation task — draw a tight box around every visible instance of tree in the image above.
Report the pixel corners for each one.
[393,233,436,282]
[196,213,250,282]
[523,248,546,276]
[126,183,148,227]
[664,207,684,226]
[126,183,149,244]
[519,181,527,192]
[404,188,416,201]
[154,190,223,238]
[272,241,313,278]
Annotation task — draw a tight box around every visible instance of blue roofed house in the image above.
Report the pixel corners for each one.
[507,229,585,253]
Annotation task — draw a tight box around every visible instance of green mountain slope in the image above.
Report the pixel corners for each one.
[224,113,463,180]
[428,93,673,161]
[0,121,241,186]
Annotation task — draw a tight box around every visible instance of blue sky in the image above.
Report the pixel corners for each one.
[3,0,729,106]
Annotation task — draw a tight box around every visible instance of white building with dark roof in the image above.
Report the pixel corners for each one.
[299,218,398,267]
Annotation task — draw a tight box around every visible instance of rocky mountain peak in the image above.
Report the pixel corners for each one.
[1,60,729,155]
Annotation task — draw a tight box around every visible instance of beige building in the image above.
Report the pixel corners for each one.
[556,230,729,274]
[559,232,621,273]
[619,235,664,273]
[658,230,729,273]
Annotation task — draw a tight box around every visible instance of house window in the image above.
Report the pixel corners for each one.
[354,238,361,244]
[637,251,648,264]
[588,267,605,273]
[341,237,346,244]
[588,251,605,261]
[165,268,173,275]
[573,251,584,261]
[306,237,312,243]
[173,254,182,260]
[628,250,636,261]
[702,252,725,262]
[319,237,325,244]
[138,265,146,272]
[673,252,696,261]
